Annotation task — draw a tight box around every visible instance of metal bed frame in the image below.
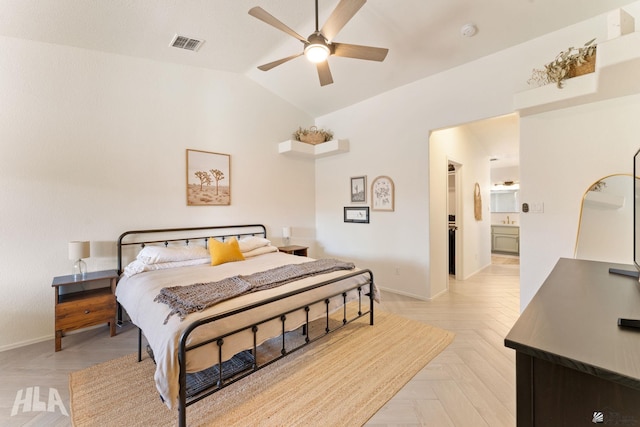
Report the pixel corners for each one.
[117,224,375,427]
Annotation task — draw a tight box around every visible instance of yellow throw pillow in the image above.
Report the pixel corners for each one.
[208,237,245,266]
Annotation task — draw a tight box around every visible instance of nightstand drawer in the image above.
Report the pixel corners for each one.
[55,292,115,331]
[52,269,118,351]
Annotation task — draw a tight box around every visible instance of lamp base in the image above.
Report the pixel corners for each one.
[73,259,87,280]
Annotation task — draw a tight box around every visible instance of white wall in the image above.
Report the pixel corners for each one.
[315,3,640,305]
[313,46,516,299]
[0,36,316,351]
[491,166,520,185]
[519,94,640,309]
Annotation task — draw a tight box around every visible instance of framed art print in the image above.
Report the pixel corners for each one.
[344,206,370,223]
[350,176,366,203]
[371,175,394,211]
[186,149,231,206]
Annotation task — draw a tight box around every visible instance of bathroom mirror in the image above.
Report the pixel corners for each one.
[574,174,633,263]
[490,186,519,213]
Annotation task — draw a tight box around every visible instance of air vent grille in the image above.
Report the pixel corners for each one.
[170,34,204,52]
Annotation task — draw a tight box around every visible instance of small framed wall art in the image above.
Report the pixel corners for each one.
[186,149,231,206]
[371,175,394,211]
[350,176,367,203]
[344,206,370,223]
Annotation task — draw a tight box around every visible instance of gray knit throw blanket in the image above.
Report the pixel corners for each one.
[155,259,355,323]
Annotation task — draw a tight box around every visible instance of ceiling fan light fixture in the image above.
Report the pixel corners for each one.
[305,32,330,63]
[305,43,330,63]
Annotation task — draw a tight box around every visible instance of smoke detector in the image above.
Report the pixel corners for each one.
[170,34,205,52]
[460,24,478,38]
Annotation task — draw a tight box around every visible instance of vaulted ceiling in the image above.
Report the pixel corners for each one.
[0,0,635,117]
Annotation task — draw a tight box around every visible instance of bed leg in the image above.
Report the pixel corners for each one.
[117,303,123,326]
[137,328,142,362]
[178,403,186,427]
[178,347,187,427]
[369,274,375,326]
[370,297,374,326]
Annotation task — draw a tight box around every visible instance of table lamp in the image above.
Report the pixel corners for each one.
[69,241,90,280]
[282,226,291,246]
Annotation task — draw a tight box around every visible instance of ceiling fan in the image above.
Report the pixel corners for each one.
[248,0,389,86]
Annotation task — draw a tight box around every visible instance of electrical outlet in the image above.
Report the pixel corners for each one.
[395,267,400,275]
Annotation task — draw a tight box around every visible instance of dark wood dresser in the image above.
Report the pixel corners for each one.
[505,258,640,426]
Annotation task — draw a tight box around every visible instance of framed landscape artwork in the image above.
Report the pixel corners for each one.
[344,206,370,223]
[371,175,394,211]
[186,149,231,206]
[350,176,366,203]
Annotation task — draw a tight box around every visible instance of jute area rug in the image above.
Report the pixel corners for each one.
[70,311,454,426]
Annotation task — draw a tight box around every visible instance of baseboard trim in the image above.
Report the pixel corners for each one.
[0,334,50,353]
[0,323,109,353]
[377,285,432,301]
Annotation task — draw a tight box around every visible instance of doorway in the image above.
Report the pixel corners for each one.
[447,161,462,282]
[428,113,519,298]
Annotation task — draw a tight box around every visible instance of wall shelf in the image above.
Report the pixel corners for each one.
[514,31,640,116]
[278,139,349,158]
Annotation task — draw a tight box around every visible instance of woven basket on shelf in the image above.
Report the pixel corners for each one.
[298,126,330,145]
[300,134,326,145]
[568,53,596,78]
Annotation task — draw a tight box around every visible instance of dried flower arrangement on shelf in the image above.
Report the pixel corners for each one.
[293,126,334,145]
[527,39,597,89]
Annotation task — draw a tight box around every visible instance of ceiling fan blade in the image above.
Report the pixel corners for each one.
[321,0,366,42]
[316,61,334,86]
[257,53,303,71]
[249,7,307,43]
[332,42,388,62]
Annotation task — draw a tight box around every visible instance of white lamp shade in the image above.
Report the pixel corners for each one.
[68,241,90,260]
[282,227,291,238]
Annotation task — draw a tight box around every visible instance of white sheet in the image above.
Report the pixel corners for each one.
[116,251,374,409]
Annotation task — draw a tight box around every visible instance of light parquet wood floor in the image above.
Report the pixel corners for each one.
[0,257,519,426]
[366,257,520,427]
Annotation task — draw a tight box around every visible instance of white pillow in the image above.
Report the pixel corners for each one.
[238,236,272,253]
[136,245,209,265]
[123,258,210,277]
[242,245,278,258]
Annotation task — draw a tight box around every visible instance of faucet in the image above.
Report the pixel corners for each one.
[506,215,510,224]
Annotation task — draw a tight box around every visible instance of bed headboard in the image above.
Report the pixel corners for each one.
[117,224,267,274]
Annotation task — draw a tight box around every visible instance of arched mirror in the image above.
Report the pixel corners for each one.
[574,174,633,263]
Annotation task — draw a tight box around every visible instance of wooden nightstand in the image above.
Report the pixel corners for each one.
[52,269,118,351]
[278,245,308,257]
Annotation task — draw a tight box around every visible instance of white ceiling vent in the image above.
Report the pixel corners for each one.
[170,34,204,52]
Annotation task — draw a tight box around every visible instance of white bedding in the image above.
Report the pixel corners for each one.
[116,251,375,409]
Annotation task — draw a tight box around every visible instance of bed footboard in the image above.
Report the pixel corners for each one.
[176,268,375,427]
